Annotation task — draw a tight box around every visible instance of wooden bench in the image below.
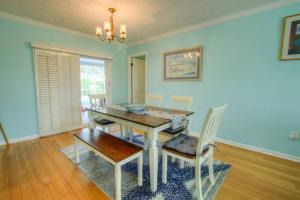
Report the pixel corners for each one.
[74,129,143,200]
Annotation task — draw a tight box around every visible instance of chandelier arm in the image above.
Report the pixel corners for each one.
[97,35,107,41]
[116,35,126,43]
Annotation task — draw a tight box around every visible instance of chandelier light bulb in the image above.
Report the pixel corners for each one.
[104,21,111,32]
[120,24,126,34]
[96,27,102,36]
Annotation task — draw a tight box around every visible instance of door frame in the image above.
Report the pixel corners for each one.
[127,52,147,104]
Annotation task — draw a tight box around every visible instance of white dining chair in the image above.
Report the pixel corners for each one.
[170,96,193,110]
[162,104,227,200]
[146,94,164,107]
[160,95,193,166]
[161,95,193,137]
[89,94,120,134]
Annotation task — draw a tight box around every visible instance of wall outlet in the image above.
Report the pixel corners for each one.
[290,131,299,141]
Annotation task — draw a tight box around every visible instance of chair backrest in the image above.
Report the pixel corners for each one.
[170,96,193,111]
[89,94,106,108]
[146,94,164,107]
[197,104,227,155]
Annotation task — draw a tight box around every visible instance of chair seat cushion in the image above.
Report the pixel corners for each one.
[162,126,185,135]
[163,134,209,156]
[94,117,115,125]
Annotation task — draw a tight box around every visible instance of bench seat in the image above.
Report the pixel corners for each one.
[74,129,143,162]
[74,129,143,200]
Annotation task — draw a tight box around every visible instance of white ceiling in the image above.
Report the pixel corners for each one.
[0,0,286,43]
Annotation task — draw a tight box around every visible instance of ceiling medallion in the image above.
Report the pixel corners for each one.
[95,8,126,43]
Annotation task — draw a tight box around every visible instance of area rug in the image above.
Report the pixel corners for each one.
[60,143,230,200]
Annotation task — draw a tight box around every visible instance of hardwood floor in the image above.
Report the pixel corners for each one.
[0,129,299,200]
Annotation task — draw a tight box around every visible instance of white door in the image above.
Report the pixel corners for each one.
[132,58,145,104]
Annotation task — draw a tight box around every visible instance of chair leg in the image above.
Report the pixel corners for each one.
[128,127,133,142]
[162,151,168,184]
[143,132,146,149]
[208,153,215,185]
[138,155,143,186]
[123,126,129,138]
[195,159,203,200]
[171,157,176,163]
[179,160,185,169]
[115,164,121,200]
[120,125,124,137]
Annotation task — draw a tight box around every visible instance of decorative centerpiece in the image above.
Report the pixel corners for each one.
[124,104,146,112]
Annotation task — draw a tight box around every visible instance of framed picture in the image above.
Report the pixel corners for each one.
[164,46,202,80]
[280,13,300,60]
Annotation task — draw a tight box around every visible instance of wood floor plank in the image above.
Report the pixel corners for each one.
[0,129,299,200]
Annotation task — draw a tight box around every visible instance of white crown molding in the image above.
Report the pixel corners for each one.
[216,137,300,163]
[128,0,300,46]
[0,11,97,41]
[31,42,113,60]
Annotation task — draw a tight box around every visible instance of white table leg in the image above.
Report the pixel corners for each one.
[75,138,80,164]
[115,164,121,200]
[138,154,143,186]
[149,128,158,192]
[162,151,168,184]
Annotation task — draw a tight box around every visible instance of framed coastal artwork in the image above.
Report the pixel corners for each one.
[164,46,202,80]
[280,13,300,60]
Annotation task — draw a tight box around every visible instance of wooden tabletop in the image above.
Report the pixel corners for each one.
[75,129,143,162]
[88,106,194,128]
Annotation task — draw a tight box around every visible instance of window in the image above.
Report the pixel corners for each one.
[80,57,107,123]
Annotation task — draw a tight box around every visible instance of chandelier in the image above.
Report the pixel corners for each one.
[95,8,126,43]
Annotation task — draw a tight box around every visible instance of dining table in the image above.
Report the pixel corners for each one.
[88,105,194,192]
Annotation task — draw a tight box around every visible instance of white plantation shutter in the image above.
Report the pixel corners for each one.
[61,55,73,127]
[35,51,52,133]
[34,49,82,136]
[70,55,81,125]
[47,53,62,130]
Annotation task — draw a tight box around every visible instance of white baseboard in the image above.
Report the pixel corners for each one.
[0,134,39,145]
[0,123,89,146]
[40,124,88,137]
[216,137,300,163]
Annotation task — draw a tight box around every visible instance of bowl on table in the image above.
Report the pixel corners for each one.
[124,104,146,112]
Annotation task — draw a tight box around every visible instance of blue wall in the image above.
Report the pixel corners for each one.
[0,17,127,141]
[127,4,300,157]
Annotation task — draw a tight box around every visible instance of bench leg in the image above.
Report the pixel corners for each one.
[138,155,143,186]
[75,138,80,164]
[115,164,121,200]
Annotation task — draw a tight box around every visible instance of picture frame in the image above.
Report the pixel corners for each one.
[280,13,300,60]
[164,46,202,80]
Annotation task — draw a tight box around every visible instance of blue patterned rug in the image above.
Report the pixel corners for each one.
[61,142,230,200]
